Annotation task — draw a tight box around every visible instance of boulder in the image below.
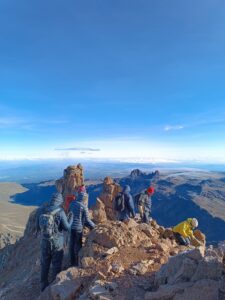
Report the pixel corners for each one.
[145,282,193,300]
[137,223,154,238]
[85,221,141,250]
[81,257,95,269]
[130,260,154,275]
[104,247,119,256]
[154,248,204,286]
[191,255,223,282]
[39,267,86,300]
[193,230,206,245]
[162,228,174,239]
[55,164,84,198]
[92,198,108,224]
[99,177,121,220]
[110,263,124,274]
[173,279,219,300]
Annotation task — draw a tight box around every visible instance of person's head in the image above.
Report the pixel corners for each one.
[78,185,86,193]
[187,218,198,228]
[191,218,198,228]
[50,193,63,207]
[147,186,154,195]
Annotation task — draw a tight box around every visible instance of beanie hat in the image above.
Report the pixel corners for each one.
[147,186,155,195]
[78,185,86,193]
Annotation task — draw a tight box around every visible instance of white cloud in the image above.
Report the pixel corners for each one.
[55,147,100,152]
[0,117,25,127]
[164,125,184,131]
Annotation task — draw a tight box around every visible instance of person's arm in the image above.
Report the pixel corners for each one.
[127,195,135,218]
[83,206,95,229]
[146,195,152,211]
[60,210,73,231]
[184,223,194,239]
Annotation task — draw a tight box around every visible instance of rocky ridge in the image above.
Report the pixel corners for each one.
[1,199,224,300]
[0,168,225,299]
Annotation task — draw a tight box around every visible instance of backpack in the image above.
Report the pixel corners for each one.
[134,193,145,217]
[114,193,125,212]
[39,208,62,239]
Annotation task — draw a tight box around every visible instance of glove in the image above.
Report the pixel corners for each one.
[67,211,73,222]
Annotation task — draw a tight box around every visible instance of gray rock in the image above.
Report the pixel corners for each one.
[154,248,204,286]
[170,257,198,284]
[191,256,223,282]
[219,275,225,294]
[105,247,119,255]
[173,279,219,300]
[145,282,192,300]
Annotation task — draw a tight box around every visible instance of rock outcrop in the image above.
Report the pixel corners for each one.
[1,168,224,300]
[55,164,84,198]
[145,246,225,300]
[98,177,121,220]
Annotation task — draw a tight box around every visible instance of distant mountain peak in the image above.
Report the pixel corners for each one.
[130,169,145,178]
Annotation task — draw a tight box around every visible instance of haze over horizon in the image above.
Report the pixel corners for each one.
[1,1,225,163]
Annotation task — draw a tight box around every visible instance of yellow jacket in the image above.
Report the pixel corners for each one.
[173,218,195,239]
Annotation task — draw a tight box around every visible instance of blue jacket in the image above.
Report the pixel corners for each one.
[37,193,72,249]
[119,185,135,221]
[69,196,95,233]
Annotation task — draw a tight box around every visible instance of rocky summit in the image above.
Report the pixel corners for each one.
[0,199,224,300]
[0,167,225,299]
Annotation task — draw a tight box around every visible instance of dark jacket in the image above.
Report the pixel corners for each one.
[119,185,135,221]
[37,193,72,249]
[69,195,95,232]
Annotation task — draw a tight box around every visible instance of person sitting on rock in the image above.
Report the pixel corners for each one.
[115,185,135,221]
[172,218,199,246]
[37,193,73,292]
[135,186,154,224]
[69,191,95,266]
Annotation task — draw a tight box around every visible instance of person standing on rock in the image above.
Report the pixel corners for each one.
[115,185,135,221]
[76,185,89,207]
[69,191,95,266]
[135,186,154,224]
[172,218,199,246]
[37,193,73,292]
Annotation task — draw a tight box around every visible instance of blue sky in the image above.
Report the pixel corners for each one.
[0,0,225,162]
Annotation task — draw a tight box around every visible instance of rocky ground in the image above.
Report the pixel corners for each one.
[1,167,225,299]
[0,199,224,300]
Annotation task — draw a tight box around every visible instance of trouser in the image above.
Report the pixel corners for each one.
[174,233,191,246]
[70,230,83,266]
[40,239,64,292]
[142,209,151,224]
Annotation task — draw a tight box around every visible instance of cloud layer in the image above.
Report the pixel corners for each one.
[55,147,100,152]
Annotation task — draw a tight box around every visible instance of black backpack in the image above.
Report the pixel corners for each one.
[114,193,125,212]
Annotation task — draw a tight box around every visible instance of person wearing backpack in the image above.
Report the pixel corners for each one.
[135,186,154,224]
[37,193,73,292]
[115,185,135,221]
[69,191,95,266]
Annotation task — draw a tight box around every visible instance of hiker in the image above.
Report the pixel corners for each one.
[69,191,95,266]
[135,186,154,224]
[114,185,135,221]
[172,218,199,246]
[37,193,73,292]
[76,185,89,207]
